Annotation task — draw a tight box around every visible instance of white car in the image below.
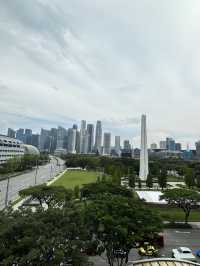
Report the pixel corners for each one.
[172,247,196,262]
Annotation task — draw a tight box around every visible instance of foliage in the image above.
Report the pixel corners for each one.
[0,207,92,265]
[157,168,167,190]
[160,188,200,223]
[84,195,163,266]
[81,181,133,200]
[146,175,153,188]
[184,167,195,188]
[128,168,136,188]
[0,154,49,174]
[19,185,73,208]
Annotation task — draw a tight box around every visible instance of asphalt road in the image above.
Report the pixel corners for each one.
[0,157,65,210]
[90,228,200,265]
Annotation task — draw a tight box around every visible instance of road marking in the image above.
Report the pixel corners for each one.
[175,231,191,234]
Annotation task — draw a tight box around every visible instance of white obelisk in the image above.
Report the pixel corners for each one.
[139,114,149,181]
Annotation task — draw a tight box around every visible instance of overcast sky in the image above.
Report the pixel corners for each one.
[1,0,200,148]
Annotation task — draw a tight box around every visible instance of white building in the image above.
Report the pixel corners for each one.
[0,135,24,164]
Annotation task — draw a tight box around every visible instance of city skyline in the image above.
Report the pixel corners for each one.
[2,120,190,151]
[1,1,200,148]
[2,119,199,150]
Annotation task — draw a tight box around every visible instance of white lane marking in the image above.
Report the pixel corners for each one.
[175,231,191,234]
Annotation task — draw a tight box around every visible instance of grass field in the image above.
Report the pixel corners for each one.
[52,170,101,189]
[151,206,200,222]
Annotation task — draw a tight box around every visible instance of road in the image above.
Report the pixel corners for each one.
[0,157,65,210]
[90,228,200,265]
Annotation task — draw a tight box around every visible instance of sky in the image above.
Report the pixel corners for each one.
[1,0,200,148]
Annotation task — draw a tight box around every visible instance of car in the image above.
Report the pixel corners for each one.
[172,247,196,262]
[196,249,200,257]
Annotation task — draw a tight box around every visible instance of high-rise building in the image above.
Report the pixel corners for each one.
[24,129,32,145]
[67,128,76,154]
[160,140,166,149]
[73,124,78,130]
[115,136,121,153]
[87,124,94,153]
[123,140,131,150]
[50,128,58,153]
[151,143,157,149]
[94,120,102,154]
[103,132,111,155]
[40,129,51,152]
[166,137,175,151]
[16,128,24,142]
[175,143,182,151]
[195,141,200,158]
[80,120,87,153]
[7,128,15,138]
[56,126,67,150]
[139,114,149,181]
[31,134,40,148]
[75,131,81,153]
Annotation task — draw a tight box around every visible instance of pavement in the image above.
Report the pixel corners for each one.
[90,228,200,265]
[0,157,65,210]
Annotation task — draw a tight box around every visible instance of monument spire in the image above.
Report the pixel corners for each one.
[139,114,149,181]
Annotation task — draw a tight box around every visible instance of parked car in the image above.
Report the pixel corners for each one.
[172,247,196,262]
[196,249,200,257]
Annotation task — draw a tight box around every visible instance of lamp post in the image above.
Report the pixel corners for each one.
[34,159,38,185]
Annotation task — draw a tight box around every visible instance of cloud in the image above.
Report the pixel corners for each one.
[1,0,200,148]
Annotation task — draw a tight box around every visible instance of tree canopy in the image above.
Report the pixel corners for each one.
[160,188,200,223]
[84,194,162,266]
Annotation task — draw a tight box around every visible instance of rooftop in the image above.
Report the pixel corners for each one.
[129,258,200,266]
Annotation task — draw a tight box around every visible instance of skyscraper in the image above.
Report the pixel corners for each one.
[87,124,94,153]
[67,128,76,154]
[139,114,149,181]
[16,128,24,142]
[160,140,166,149]
[80,120,87,153]
[103,132,111,155]
[7,128,15,138]
[115,136,121,154]
[94,120,102,154]
[166,137,175,151]
[123,140,131,150]
[24,129,32,145]
[56,126,67,150]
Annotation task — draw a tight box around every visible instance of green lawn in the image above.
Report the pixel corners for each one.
[52,170,101,189]
[151,206,200,222]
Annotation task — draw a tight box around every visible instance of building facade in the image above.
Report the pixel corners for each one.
[94,120,102,154]
[103,132,111,155]
[87,124,94,153]
[0,135,24,164]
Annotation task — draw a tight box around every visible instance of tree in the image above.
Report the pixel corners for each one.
[158,168,167,190]
[74,185,80,199]
[84,195,162,266]
[160,188,200,224]
[0,207,92,265]
[184,168,195,188]
[128,169,136,188]
[146,174,153,189]
[19,185,73,208]
[81,182,133,200]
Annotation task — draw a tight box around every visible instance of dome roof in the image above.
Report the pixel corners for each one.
[23,145,40,155]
